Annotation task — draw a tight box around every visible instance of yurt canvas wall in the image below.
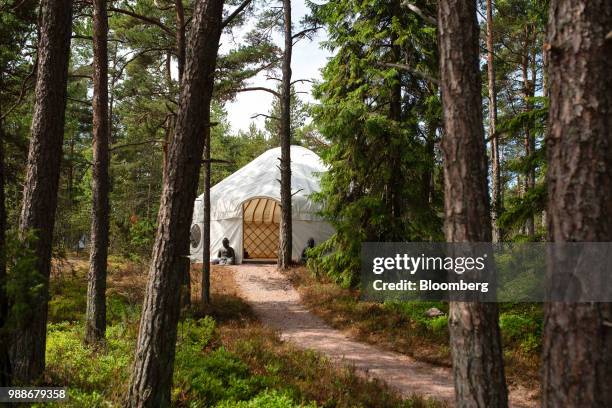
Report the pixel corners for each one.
[190,146,335,264]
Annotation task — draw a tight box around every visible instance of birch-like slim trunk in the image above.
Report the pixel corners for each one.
[278,0,293,269]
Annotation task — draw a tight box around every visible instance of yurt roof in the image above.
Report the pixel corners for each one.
[194,145,327,221]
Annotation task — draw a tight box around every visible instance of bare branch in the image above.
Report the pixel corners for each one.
[0,61,36,121]
[110,138,164,152]
[377,62,439,85]
[202,158,233,164]
[230,86,281,98]
[250,113,279,120]
[68,97,91,106]
[221,0,253,29]
[402,1,437,26]
[292,26,320,41]
[290,78,313,85]
[69,74,92,80]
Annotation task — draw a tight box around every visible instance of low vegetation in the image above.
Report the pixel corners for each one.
[289,267,541,389]
[37,257,443,407]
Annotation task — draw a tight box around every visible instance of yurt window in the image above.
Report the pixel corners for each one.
[242,198,280,260]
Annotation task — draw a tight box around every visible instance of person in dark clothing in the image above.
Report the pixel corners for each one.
[300,238,315,264]
[212,237,235,265]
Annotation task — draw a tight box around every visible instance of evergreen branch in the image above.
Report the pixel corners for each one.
[108,6,174,35]
[114,47,173,81]
[0,61,36,121]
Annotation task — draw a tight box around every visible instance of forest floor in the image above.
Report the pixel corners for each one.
[43,256,433,407]
[230,264,538,408]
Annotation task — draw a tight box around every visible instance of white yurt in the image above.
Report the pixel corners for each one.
[189,145,335,264]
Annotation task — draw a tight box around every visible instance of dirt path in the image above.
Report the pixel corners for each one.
[232,264,534,407]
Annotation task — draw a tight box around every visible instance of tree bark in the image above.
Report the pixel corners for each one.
[438,1,508,407]
[175,0,190,308]
[201,128,211,305]
[542,1,612,406]
[175,0,186,84]
[0,121,11,386]
[85,0,110,346]
[486,0,501,243]
[10,0,73,383]
[521,47,535,240]
[278,0,292,270]
[388,0,403,226]
[125,0,224,405]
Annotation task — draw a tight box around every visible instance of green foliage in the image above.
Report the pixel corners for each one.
[128,219,156,255]
[42,271,315,407]
[385,301,449,336]
[3,231,44,328]
[175,346,274,405]
[307,0,443,286]
[482,0,550,241]
[497,97,549,239]
[216,390,316,408]
[498,308,542,354]
[46,322,133,395]
[48,277,87,323]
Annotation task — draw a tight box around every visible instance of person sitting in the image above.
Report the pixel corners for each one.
[300,238,315,264]
[212,237,235,265]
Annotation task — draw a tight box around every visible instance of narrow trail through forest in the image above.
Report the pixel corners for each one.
[231,264,535,407]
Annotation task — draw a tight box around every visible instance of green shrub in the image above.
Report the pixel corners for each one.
[48,278,87,323]
[106,294,141,326]
[175,347,273,405]
[46,322,133,388]
[216,390,316,408]
[4,231,45,328]
[499,312,542,353]
[424,316,448,333]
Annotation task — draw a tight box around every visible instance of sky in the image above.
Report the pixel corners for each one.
[220,0,332,133]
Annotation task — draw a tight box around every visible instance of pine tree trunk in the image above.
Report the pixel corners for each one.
[176,0,191,309]
[278,0,293,270]
[438,1,508,406]
[0,122,11,386]
[201,128,211,305]
[175,0,186,84]
[521,52,535,240]
[542,1,612,406]
[388,3,403,227]
[125,0,224,405]
[10,0,73,383]
[486,0,501,243]
[85,0,110,346]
